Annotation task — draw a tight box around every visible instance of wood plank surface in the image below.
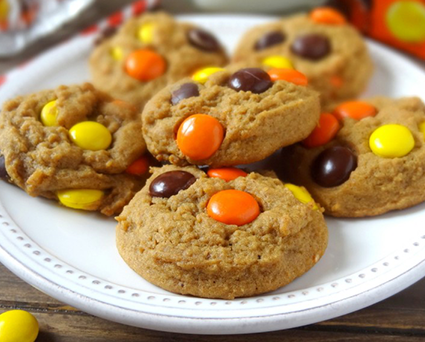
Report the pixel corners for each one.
[1,263,424,341]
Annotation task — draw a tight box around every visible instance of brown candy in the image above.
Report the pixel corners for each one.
[227,68,272,94]
[291,34,331,60]
[149,171,196,198]
[311,146,357,187]
[171,83,199,105]
[0,155,8,180]
[254,31,285,50]
[187,28,220,52]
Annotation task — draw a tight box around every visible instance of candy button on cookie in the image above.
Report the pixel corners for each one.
[312,146,357,187]
[137,22,154,44]
[255,31,286,51]
[291,34,331,60]
[333,101,377,121]
[369,124,414,158]
[207,189,260,226]
[192,67,224,84]
[125,49,166,81]
[40,100,58,126]
[69,121,112,151]
[303,113,340,148]
[176,114,224,160]
[284,183,318,210]
[310,7,347,25]
[126,155,149,176]
[57,189,104,210]
[0,310,39,342]
[227,68,272,94]
[262,55,293,69]
[207,167,247,181]
[267,68,308,86]
[386,1,425,43]
[149,171,196,198]
[171,83,199,105]
[187,28,220,52]
[110,46,123,61]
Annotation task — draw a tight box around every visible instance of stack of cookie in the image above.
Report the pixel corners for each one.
[116,65,328,299]
[2,7,425,299]
[227,7,425,219]
[0,12,228,216]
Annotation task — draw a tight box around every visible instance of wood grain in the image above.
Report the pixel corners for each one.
[1,263,424,341]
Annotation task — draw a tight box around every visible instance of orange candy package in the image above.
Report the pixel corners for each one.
[326,0,425,59]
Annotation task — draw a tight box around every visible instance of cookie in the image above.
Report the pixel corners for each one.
[279,97,425,217]
[0,83,149,216]
[116,165,328,299]
[142,67,320,167]
[89,11,228,110]
[232,7,373,108]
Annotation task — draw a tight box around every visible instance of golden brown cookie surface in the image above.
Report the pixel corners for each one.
[0,83,148,216]
[116,165,328,299]
[89,12,228,110]
[280,97,425,217]
[142,67,320,167]
[232,12,373,108]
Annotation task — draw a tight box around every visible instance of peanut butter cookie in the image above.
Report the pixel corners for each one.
[0,83,149,216]
[90,12,228,110]
[279,97,425,217]
[116,165,328,299]
[232,8,373,108]
[142,67,320,167]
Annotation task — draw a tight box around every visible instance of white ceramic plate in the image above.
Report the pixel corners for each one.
[1,15,425,335]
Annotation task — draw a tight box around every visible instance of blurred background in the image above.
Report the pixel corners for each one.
[1,0,425,75]
[0,0,326,72]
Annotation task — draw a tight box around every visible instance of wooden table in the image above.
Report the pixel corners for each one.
[0,263,424,341]
[1,1,425,340]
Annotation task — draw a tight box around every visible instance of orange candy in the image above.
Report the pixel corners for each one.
[303,113,340,148]
[176,114,224,161]
[310,7,347,25]
[267,68,308,86]
[125,49,166,81]
[126,155,149,176]
[207,167,247,182]
[207,190,260,226]
[333,101,377,121]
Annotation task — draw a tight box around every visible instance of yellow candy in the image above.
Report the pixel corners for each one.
[69,121,112,151]
[138,22,154,44]
[369,124,414,158]
[110,46,123,61]
[284,183,318,210]
[57,189,104,210]
[0,310,39,342]
[262,55,294,69]
[192,67,224,84]
[419,122,425,139]
[40,100,58,126]
[386,1,425,43]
